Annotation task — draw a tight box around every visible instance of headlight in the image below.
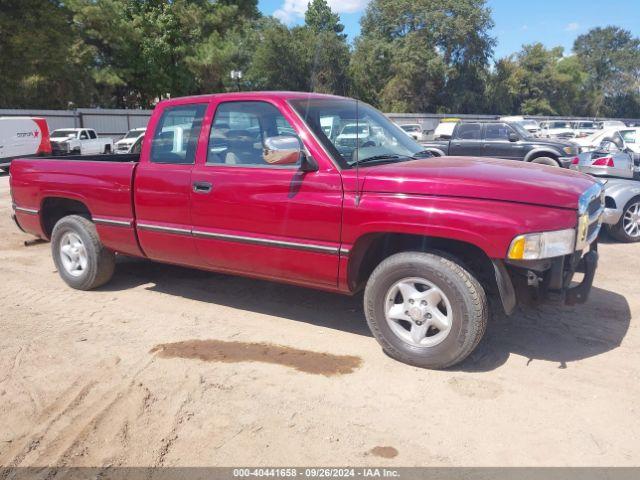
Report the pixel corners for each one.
[563,146,575,155]
[508,229,576,260]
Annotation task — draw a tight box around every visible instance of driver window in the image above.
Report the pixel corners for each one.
[79,130,89,140]
[207,101,300,167]
[485,123,510,140]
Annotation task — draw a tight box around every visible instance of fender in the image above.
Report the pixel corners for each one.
[524,148,561,162]
[423,147,447,157]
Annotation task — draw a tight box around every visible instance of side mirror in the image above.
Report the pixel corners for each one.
[508,132,519,142]
[263,135,301,165]
[300,153,319,172]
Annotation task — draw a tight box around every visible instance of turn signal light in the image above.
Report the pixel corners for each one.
[592,157,614,167]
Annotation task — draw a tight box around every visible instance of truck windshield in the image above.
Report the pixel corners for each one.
[124,130,143,139]
[51,129,76,137]
[289,98,425,168]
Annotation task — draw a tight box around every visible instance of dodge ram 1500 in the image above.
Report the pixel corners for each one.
[10,92,603,368]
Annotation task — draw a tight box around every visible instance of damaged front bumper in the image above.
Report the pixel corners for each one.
[493,242,599,314]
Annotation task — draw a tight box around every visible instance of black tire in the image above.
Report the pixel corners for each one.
[608,196,640,243]
[364,251,488,369]
[51,215,115,290]
[530,156,560,167]
[104,145,111,154]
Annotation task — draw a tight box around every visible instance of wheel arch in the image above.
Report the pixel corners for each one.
[347,232,500,297]
[524,148,560,163]
[40,196,92,239]
[422,147,446,157]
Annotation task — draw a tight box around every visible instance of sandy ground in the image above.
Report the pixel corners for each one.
[0,172,638,468]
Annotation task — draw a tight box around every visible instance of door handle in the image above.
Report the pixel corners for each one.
[192,181,212,194]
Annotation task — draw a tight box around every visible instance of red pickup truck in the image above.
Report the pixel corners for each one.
[10,92,604,369]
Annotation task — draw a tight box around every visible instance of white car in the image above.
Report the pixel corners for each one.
[574,127,640,153]
[433,119,459,139]
[398,124,426,142]
[539,120,575,140]
[499,116,540,136]
[572,121,598,138]
[0,117,51,171]
[50,128,114,155]
[335,123,373,148]
[597,120,627,129]
[115,127,146,154]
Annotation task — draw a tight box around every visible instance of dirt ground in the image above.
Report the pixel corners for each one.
[0,172,638,468]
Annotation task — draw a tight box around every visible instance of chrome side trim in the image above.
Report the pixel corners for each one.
[192,229,339,254]
[14,206,39,215]
[93,217,133,228]
[339,247,351,255]
[136,223,192,235]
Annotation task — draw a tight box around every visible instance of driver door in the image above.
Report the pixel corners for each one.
[190,99,343,288]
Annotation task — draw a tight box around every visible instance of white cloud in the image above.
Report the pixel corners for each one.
[565,22,579,31]
[274,0,370,25]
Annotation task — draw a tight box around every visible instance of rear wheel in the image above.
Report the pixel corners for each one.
[51,215,115,289]
[364,251,488,369]
[530,156,560,167]
[608,197,640,242]
[104,145,111,154]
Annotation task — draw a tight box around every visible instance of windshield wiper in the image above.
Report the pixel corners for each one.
[349,154,411,166]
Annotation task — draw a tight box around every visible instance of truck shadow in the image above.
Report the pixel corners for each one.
[457,286,631,371]
[103,257,631,371]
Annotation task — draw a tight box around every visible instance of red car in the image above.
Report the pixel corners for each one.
[10,92,603,368]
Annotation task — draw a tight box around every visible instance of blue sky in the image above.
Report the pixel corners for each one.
[257,0,640,59]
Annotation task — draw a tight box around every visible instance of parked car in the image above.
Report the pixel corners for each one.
[0,117,51,171]
[571,137,640,242]
[433,118,460,139]
[499,116,540,136]
[539,120,575,139]
[572,121,598,138]
[10,92,602,369]
[421,120,580,167]
[597,120,627,129]
[115,127,146,154]
[398,124,426,142]
[50,128,114,155]
[574,127,640,153]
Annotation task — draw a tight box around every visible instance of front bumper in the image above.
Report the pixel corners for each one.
[496,242,599,313]
[558,156,576,168]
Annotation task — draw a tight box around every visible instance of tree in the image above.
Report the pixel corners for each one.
[351,0,495,112]
[247,2,349,95]
[305,0,346,37]
[0,0,95,108]
[573,26,640,117]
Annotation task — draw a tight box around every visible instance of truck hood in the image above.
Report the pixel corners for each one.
[359,156,596,209]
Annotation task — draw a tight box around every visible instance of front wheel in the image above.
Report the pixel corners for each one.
[364,251,488,369]
[608,197,640,242]
[51,215,115,290]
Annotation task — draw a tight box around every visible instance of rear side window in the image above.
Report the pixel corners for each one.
[88,130,97,139]
[455,123,481,140]
[151,104,207,164]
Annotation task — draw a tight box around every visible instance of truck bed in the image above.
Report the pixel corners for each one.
[10,156,140,257]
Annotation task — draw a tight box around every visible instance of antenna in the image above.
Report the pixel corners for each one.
[355,99,360,206]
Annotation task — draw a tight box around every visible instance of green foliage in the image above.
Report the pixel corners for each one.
[1,0,639,118]
[352,0,495,112]
[0,0,95,108]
